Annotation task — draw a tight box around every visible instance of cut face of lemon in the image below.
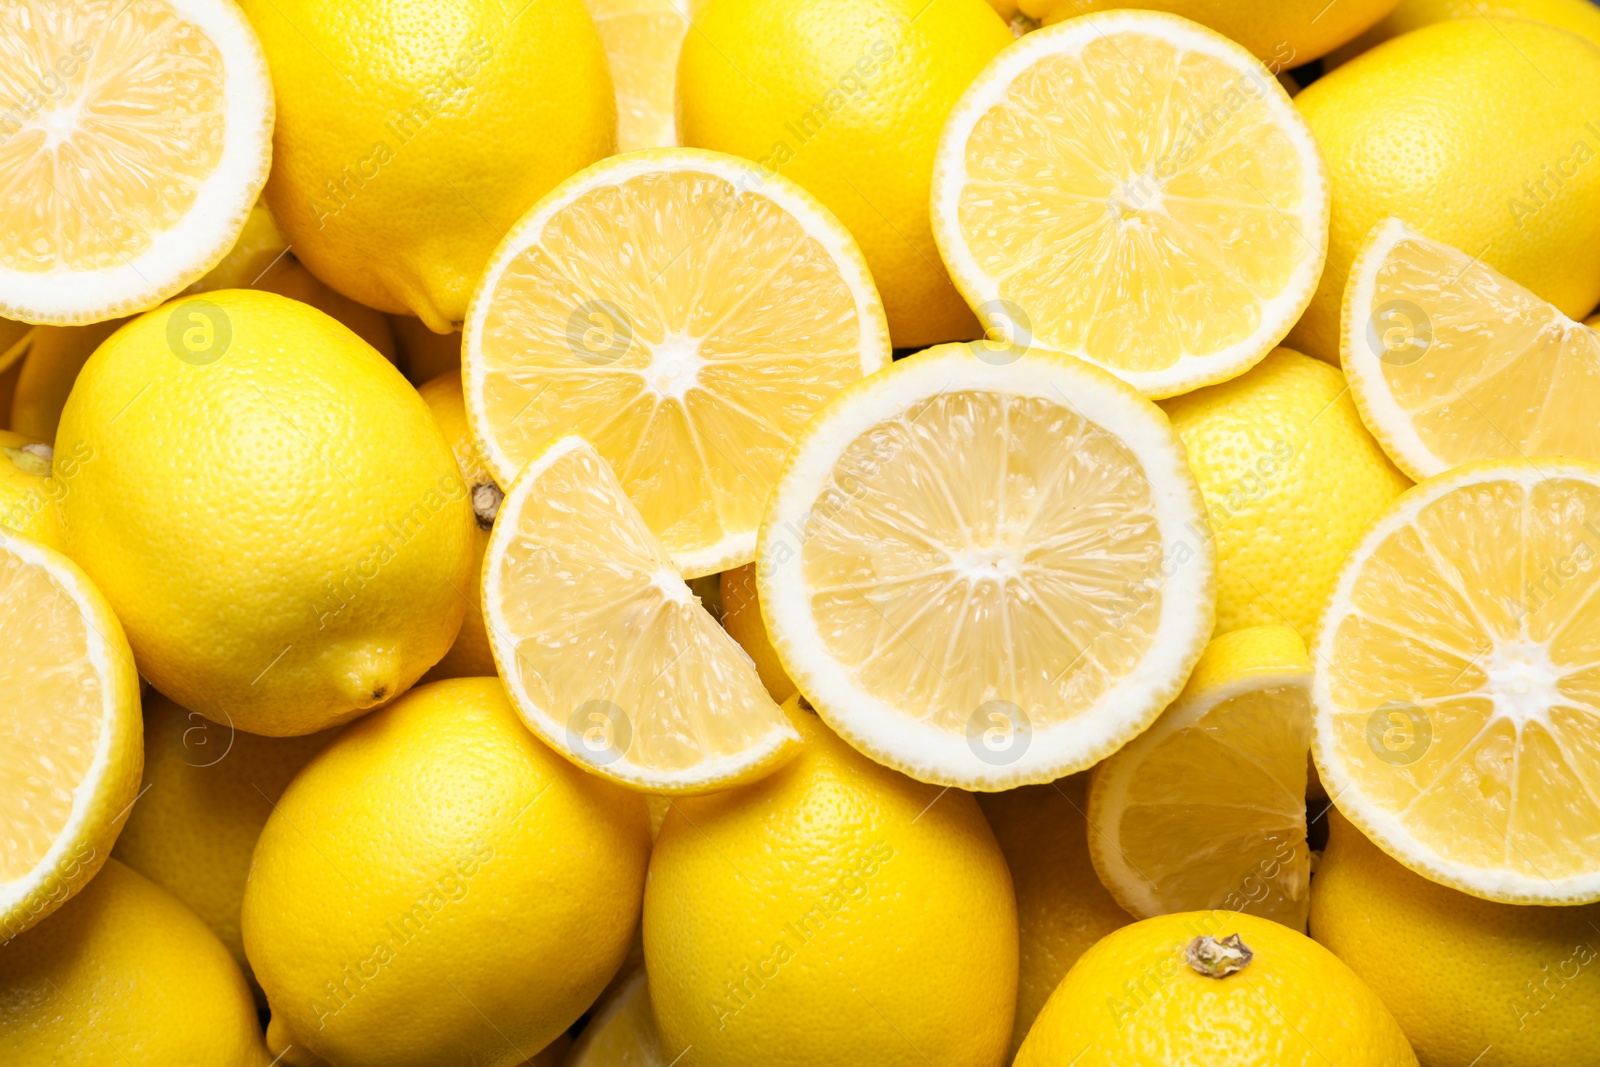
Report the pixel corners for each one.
[465,148,889,578]
[583,0,692,153]
[1088,626,1312,928]
[931,10,1328,399]
[0,533,142,940]
[1314,459,1600,904]
[0,0,273,326]
[1344,218,1600,482]
[757,343,1215,789]
[483,434,800,793]
[566,969,670,1067]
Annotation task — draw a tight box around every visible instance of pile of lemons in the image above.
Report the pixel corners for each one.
[3,0,1600,1065]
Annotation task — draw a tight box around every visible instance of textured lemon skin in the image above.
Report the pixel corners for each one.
[678,0,1012,348]
[1020,0,1399,62]
[239,0,615,331]
[719,564,796,702]
[1016,911,1418,1066]
[645,705,1017,1067]
[56,289,474,736]
[978,776,1131,1062]
[1329,0,1600,66]
[0,860,271,1066]
[111,692,334,1002]
[1161,348,1409,642]
[0,430,65,550]
[1288,18,1600,362]
[1311,809,1600,1067]
[243,678,650,1067]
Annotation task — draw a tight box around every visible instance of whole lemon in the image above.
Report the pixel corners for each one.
[1289,18,1600,362]
[0,429,65,550]
[243,678,650,1067]
[1016,911,1417,1066]
[1311,808,1600,1067]
[56,289,474,736]
[1161,348,1409,642]
[111,692,335,1002]
[677,0,1013,348]
[0,859,271,1066]
[1329,0,1600,66]
[239,0,615,331]
[644,702,1017,1067]
[1018,0,1400,63]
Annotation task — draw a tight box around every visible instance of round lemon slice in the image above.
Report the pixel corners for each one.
[758,342,1215,789]
[464,148,889,578]
[1088,626,1313,927]
[0,0,273,326]
[931,10,1328,399]
[584,0,694,153]
[483,434,801,794]
[1,534,142,940]
[1314,459,1600,904]
[1344,217,1600,481]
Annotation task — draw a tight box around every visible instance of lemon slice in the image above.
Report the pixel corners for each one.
[0,0,273,326]
[1,534,142,940]
[584,0,693,153]
[931,10,1328,399]
[484,434,800,793]
[1088,626,1313,927]
[566,969,671,1067]
[1343,218,1600,481]
[465,148,889,578]
[757,342,1215,789]
[1314,459,1600,904]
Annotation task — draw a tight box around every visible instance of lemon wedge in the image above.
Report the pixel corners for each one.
[584,0,694,153]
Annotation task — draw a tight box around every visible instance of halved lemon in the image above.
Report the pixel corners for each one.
[566,969,672,1067]
[1088,625,1313,928]
[931,10,1328,399]
[0,0,273,326]
[1343,218,1600,481]
[464,148,889,578]
[483,434,800,793]
[584,0,693,153]
[757,342,1215,789]
[0,533,142,940]
[1314,459,1600,904]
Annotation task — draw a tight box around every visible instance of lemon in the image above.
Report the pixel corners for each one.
[9,319,125,443]
[464,148,889,577]
[110,691,334,1001]
[255,259,397,363]
[1161,347,1410,641]
[1016,911,1417,1065]
[1311,808,1600,1067]
[1314,458,1600,903]
[1288,18,1600,363]
[56,288,475,736]
[566,969,672,1067]
[678,0,1013,348]
[0,318,34,376]
[977,776,1132,1060]
[0,430,65,551]
[391,317,463,384]
[719,564,796,702]
[758,342,1215,789]
[1329,0,1600,66]
[1344,219,1600,481]
[239,0,614,332]
[0,0,272,326]
[1018,0,1400,63]
[244,677,651,1067]
[0,859,270,1065]
[585,0,694,152]
[0,535,141,941]
[485,436,799,792]
[644,702,1017,1067]
[1088,626,1313,927]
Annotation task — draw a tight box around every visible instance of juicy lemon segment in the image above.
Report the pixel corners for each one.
[1314,460,1600,903]
[484,435,800,793]
[1344,218,1600,481]
[465,149,889,578]
[1089,626,1313,927]
[759,343,1214,789]
[0,0,272,325]
[584,0,693,153]
[932,10,1328,398]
